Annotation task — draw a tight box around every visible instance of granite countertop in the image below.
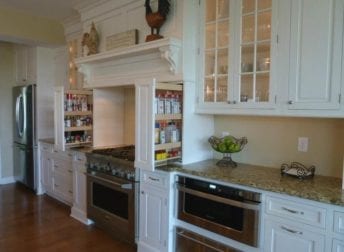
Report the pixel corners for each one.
[158,159,344,207]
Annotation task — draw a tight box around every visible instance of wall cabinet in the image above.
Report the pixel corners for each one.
[138,171,170,252]
[54,86,93,151]
[286,0,343,111]
[135,80,183,171]
[198,0,277,110]
[14,45,37,85]
[196,0,344,117]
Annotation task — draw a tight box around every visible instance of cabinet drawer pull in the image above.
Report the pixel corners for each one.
[54,165,58,168]
[281,225,303,235]
[141,191,144,194]
[68,190,73,194]
[54,184,59,187]
[148,176,160,182]
[68,170,72,173]
[68,153,73,157]
[281,207,304,215]
[77,158,83,161]
[288,100,293,104]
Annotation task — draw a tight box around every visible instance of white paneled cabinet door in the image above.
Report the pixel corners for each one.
[139,185,168,252]
[287,0,343,110]
[135,79,155,171]
[264,219,325,252]
[54,86,64,151]
[40,149,52,193]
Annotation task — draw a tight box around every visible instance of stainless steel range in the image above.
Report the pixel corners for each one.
[86,145,139,245]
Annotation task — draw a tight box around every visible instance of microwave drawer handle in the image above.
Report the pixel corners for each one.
[176,184,260,211]
[87,174,132,190]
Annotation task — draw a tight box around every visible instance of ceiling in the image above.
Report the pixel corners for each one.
[0,0,79,22]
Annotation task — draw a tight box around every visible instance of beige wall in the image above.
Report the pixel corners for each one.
[0,7,65,46]
[0,42,15,178]
[214,116,344,178]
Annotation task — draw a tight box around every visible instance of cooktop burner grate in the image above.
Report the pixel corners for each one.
[91,145,135,162]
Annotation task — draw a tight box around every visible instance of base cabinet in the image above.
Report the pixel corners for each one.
[333,239,344,252]
[39,142,73,205]
[264,218,325,252]
[138,171,170,252]
[70,152,92,225]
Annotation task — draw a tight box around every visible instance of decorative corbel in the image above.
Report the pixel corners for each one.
[159,44,180,74]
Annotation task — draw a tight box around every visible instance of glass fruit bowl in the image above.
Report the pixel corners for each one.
[208,135,248,167]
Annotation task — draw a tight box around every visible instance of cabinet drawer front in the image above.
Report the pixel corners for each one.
[53,173,73,193]
[39,142,53,152]
[266,196,326,228]
[264,218,325,252]
[53,158,73,176]
[74,152,86,163]
[334,211,344,234]
[141,171,167,189]
[52,148,74,160]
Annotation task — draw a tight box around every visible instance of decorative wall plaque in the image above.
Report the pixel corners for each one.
[106,29,138,51]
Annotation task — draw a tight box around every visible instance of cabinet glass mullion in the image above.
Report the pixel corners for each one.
[240,0,271,103]
[203,0,230,103]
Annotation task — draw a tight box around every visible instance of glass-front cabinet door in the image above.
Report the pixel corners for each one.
[203,0,230,103]
[199,0,276,110]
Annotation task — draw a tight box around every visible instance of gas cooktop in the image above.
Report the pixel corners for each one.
[91,145,135,161]
[86,145,137,181]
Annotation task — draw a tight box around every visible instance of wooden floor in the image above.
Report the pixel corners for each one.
[0,183,137,252]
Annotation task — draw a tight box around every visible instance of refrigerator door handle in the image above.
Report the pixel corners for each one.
[15,94,24,138]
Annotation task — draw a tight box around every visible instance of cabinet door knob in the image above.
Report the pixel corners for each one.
[232,100,237,104]
[141,191,144,195]
[227,100,231,104]
[288,100,293,104]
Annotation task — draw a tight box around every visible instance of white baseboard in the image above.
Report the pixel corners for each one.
[0,176,16,185]
[71,206,94,225]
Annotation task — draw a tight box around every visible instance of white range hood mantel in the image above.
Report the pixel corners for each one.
[75,37,182,88]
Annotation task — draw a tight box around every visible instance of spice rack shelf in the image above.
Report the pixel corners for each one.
[155,114,182,121]
[65,126,93,132]
[155,142,181,151]
[65,111,92,116]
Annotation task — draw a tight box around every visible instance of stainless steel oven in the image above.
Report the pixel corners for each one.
[176,176,261,247]
[87,172,137,244]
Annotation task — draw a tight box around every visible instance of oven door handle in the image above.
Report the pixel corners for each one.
[176,183,260,211]
[87,173,133,190]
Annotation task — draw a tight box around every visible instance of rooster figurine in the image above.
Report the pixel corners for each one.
[145,0,170,42]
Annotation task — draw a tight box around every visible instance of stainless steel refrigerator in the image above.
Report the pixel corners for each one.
[13,84,37,191]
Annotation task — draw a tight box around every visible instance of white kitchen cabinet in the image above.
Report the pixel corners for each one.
[286,0,343,111]
[39,141,73,205]
[70,152,93,225]
[14,45,37,85]
[264,218,325,252]
[138,171,171,252]
[54,86,93,151]
[197,0,278,111]
[135,80,183,171]
[50,148,74,205]
[196,0,344,117]
[39,142,53,194]
[264,194,328,252]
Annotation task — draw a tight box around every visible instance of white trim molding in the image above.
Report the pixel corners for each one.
[0,176,16,185]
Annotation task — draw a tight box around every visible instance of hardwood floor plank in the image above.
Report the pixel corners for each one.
[0,183,137,252]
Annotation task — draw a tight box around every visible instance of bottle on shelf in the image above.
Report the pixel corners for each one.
[159,122,166,144]
[155,122,160,144]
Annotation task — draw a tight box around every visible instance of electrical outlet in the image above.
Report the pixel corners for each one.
[298,137,308,152]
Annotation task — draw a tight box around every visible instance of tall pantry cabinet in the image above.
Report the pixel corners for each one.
[135,80,183,171]
[54,87,93,151]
